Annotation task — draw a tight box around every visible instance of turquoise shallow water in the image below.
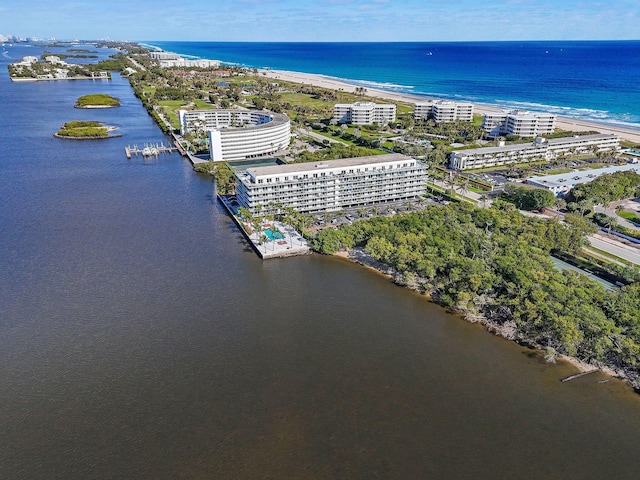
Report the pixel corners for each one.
[148,41,640,129]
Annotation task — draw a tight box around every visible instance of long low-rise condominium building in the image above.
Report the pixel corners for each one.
[234,154,427,215]
[414,100,474,123]
[527,163,640,196]
[333,102,396,125]
[450,134,620,170]
[482,110,556,137]
[179,109,291,161]
[159,59,220,68]
[149,51,180,60]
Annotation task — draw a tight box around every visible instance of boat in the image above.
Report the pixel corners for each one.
[141,147,159,156]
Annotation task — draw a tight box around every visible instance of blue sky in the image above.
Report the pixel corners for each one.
[1,0,638,42]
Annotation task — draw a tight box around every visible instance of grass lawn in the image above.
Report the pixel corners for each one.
[310,129,348,144]
[544,168,574,175]
[280,92,334,110]
[156,100,216,129]
[193,99,216,109]
[618,211,640,224]
[396,104,414,115]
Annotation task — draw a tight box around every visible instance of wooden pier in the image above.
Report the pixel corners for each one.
[125,142,176,158]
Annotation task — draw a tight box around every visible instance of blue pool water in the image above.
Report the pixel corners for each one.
[264,228,285,240]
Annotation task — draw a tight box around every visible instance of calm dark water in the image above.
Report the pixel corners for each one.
[150,40,640,128]
[2,44,640,479]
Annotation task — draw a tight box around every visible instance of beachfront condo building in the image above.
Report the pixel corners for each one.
[482,110,556,137]
[149,51,180,60]
[449,133,620,170]
[414,100,474,123]
[234,154,428,215]
[159,59,220,69]
[149,51,220,68]
[178,109,291,162]
[333,102,396,125]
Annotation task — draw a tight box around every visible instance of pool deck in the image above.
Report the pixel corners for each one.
[218,195,312,259]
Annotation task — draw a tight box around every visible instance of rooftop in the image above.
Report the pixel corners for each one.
[546,133,618,145]
[245,153,413,177]
[528,163,639,189]
[453,142,544,156]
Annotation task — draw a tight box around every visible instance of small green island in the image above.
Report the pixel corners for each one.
[75,93,120,108]
[55,120,120,139]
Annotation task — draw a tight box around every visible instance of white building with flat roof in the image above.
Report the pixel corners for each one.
[414,100,474,123]
[333,102,396,125]
[527,164,640,196]
[17,56,38,65]
[179,109,290,162]
[482,110,556,137]
[159,59,220,69]
[234,154,428,215]
[449,134,620,170]
[149,51,180,60]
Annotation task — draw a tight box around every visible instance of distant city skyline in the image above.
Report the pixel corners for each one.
[1,0,638,42]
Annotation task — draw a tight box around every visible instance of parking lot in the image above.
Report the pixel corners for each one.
[309,197,438,229]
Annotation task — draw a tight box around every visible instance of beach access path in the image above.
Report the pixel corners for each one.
[260,69,640,145]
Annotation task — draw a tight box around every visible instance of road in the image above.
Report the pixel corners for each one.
[587,234,640,266]
[127,56,147,71]
[299,128,348,146]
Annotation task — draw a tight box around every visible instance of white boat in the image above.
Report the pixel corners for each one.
[142,147,159,156]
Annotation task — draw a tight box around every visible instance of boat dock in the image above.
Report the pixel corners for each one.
[125,142,176,158]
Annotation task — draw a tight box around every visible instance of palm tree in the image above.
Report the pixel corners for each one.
[578,199,593,216]
[457,177,470,203]
[445,173,457,198]
[259,233,268,250]
[603,215,616,235]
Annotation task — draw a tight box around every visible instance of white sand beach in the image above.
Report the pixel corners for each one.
[260,69,640,144]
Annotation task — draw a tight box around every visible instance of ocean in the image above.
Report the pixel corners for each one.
[147,41,640,130]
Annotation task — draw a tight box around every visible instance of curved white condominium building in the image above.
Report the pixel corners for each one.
[178,109,291,161]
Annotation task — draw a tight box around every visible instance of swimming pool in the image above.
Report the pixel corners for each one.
[264,229,285,240]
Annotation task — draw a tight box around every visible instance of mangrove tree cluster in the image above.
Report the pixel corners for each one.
[312,202,640,386]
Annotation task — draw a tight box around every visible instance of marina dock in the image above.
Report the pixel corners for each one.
[125,142,176,158]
